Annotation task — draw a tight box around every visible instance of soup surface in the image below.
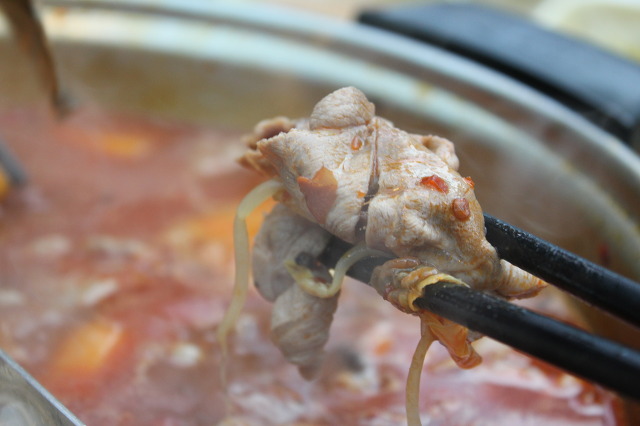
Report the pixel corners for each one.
[0,107,625,425]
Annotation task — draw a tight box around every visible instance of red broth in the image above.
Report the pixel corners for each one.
[0,107,626,425]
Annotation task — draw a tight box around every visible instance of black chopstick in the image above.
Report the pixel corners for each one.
[484,214,640,328]
[416,282,640,400]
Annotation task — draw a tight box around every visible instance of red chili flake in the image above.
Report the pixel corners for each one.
[420,175,449,193]
[356,190,366,198]
[452,198,471,220]
[351,136,363,151]
[597,242,611,267]
[463,176,475,189]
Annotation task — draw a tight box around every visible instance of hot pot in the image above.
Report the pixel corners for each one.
[0,1,639,424]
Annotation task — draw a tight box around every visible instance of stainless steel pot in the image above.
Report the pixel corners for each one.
[1,0,639,423]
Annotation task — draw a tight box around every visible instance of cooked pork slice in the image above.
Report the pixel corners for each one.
[243,87,544,297]
[271,282,338,379]
[251,203,337,377]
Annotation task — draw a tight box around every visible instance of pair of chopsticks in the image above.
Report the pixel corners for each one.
[319,215,640,400]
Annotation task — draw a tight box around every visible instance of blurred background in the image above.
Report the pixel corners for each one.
[257,0,640,62]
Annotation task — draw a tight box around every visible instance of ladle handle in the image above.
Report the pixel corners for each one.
[359,3,640,149]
